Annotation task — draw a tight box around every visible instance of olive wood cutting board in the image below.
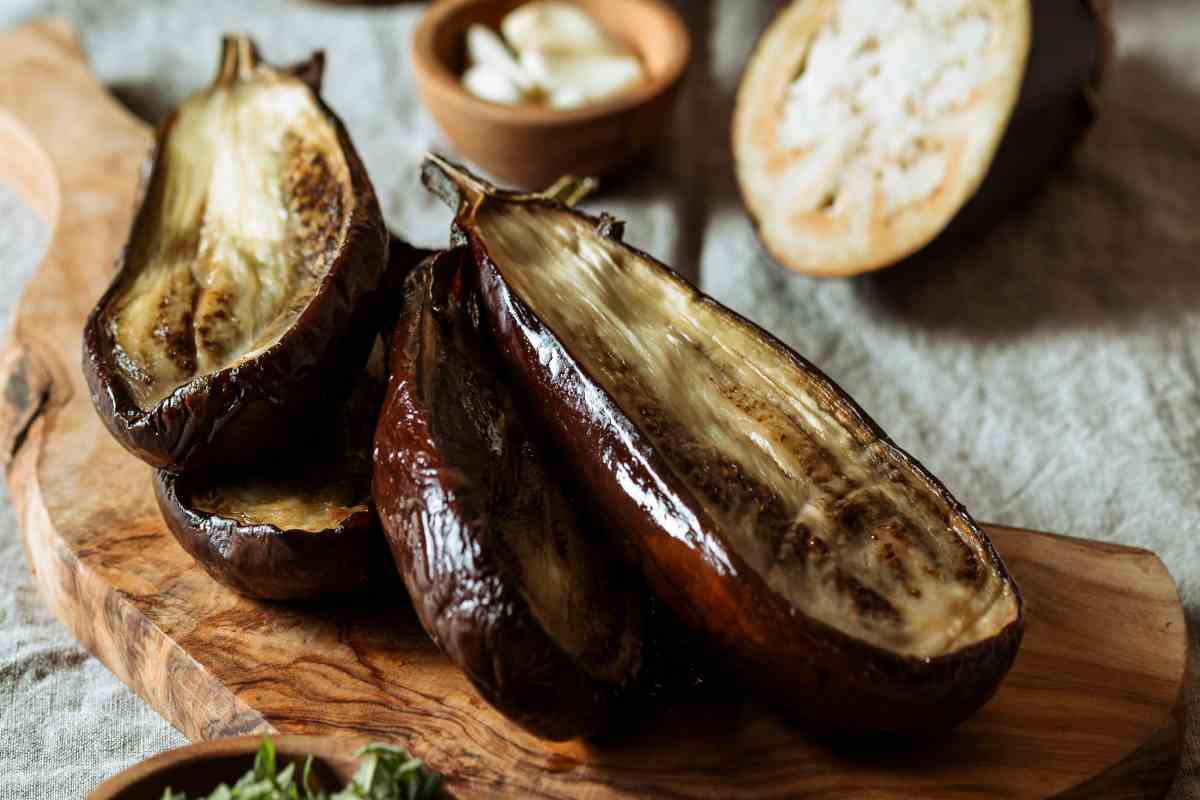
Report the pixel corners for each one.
[0,19,1188,800]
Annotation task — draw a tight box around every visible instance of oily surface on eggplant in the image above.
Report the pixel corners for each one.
[372,250,644,741]
[83,35,388,470]
[154,363,386,600]
[426,156,1023,732]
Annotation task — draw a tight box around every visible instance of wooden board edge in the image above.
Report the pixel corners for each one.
[1052,643,1188,800]
[992,522,1189,799]
[0,339,51,468]
[983,521,1162,558]
[1053,715,1183,800]
[5,404,271,742]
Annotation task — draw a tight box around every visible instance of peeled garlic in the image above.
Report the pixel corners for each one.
[501,1,618,55]
[520,49,645,104]
[546,86,585,109]
[462,64,528,105]
[465,24,534,92]
[459,2,646,108]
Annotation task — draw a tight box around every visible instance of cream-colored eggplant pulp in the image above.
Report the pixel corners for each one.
[416,272,641,685]
[491,440,642,684]
[479,203,1018,658]
[105,69,352,408]
[192,469,369,532]
[734,0,1030,274]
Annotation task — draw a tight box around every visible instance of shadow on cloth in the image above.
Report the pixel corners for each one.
[849,54,1200,339]
[586,0,719,287]
[110,81,175,126]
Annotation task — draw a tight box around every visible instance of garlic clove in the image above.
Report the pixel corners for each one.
[520,49,645,102]
[462,64,527,105]
[465,24,535,91]
[501,1,619,55]
[547,85,587,109]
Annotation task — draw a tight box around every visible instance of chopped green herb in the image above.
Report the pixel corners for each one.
[160,737,442,800]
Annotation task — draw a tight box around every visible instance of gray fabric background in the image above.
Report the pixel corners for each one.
[0,0,1196,796]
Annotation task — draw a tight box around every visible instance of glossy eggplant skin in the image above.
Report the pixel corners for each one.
[153,367,386,600]
[155,471,381,600]
[373,250,644,741]
[383,237,436,307]
[83,38,389,472]
[426,158,1023,734]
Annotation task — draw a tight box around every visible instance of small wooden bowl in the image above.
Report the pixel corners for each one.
[88,736,362,799]
[412,0,690,188]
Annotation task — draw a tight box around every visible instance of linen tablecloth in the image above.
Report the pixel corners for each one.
[0,1,1196,796]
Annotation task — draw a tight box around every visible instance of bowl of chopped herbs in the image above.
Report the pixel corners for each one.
[88,735,444,799]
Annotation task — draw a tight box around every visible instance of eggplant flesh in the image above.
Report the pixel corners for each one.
[190,469,367,532]
[468,194,1015,657]
[427,156,1022,730]
[154,364,384,600]
[107,39,352,408]
[733,0,1110,276]
[84,36,388,470]
[372,250,643,740]
[187,367,376,533]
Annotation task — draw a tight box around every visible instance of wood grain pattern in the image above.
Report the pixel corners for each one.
[0,18,1188,799]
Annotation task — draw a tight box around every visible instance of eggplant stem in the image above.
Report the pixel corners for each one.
[423,153,491,214]
[540,175,598,207]
[216,34,260,87]
[290,51,326,95]
[422,154,598,217]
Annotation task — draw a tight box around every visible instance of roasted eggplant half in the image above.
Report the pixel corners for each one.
[373,249,644,741]
[84,35,388,470]
[424,156,1023,733]
[733,0,1112,276]
[154,360,385,600]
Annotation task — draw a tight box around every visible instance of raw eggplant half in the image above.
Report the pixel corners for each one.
[424,155,1023,733]
[154,361,386,600]
[84,35,389,470]
[372,249,644,741]
[733,0,1112,276]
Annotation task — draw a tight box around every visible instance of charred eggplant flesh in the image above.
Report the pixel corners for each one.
[84,35,388,470]
[425,156,1023,732]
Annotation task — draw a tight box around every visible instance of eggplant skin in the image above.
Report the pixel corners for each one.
[82,38,389,471]
[944,0,1110,242]
[154,470,382,600]
[426,158,1023,733]
[383,237,436,306]
[373,250,643,741]
[152,362,387,600]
